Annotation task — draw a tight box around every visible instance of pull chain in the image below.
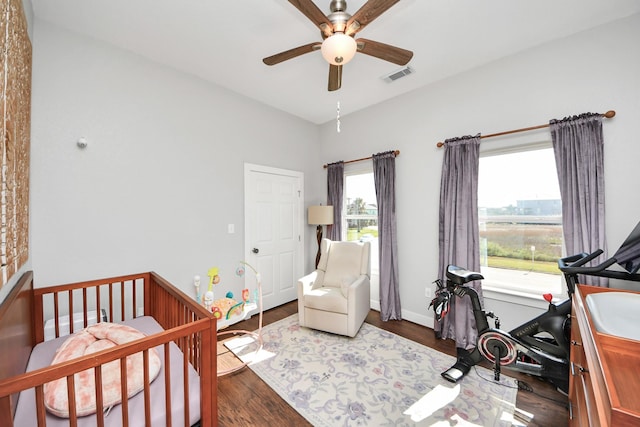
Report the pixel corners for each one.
[336,101,341,133]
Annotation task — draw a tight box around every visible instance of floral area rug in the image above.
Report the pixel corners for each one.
[225,315,519,426]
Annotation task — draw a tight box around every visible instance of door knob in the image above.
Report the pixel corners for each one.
[252,248,259,254]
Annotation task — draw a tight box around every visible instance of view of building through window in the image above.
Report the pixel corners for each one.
[345,172,378,241]
[478,146,564,293]
[344,171,378,270]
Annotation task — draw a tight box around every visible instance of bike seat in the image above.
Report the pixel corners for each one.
[446,265,484,285]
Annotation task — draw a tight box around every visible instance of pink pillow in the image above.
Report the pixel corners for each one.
[44,322,162,418]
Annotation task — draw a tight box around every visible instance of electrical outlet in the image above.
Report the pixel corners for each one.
[425,287,432,298]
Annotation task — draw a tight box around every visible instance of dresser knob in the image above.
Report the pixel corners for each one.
[571,340,582,346]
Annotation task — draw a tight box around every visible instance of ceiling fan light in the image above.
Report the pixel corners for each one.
[321,33,357,65]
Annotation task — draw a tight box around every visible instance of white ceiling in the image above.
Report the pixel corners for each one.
[30,0,640,125]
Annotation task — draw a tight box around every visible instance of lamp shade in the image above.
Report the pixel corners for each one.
[321,33,357,65]
[308,205,334,225]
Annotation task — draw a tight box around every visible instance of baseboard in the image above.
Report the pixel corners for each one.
[370,300,434,330]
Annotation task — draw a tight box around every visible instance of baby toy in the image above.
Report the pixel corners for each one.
[203,291,213,311]
[211,306,222,319]
[211,292,237,320]
[203,266,250,321]
[193,275,201,303]
[224,289,250,320]
[204,267,221,317]
[207,267,221,292]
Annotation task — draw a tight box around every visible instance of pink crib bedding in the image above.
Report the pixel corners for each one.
[44,322,162,418]
[13,316,201,427]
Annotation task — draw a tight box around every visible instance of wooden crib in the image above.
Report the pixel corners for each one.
[0,271,217,427]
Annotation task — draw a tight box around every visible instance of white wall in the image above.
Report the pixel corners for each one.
[319,14,640,330]
[28,20,323,298]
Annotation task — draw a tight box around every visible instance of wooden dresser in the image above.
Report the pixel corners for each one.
[569,284,640,426]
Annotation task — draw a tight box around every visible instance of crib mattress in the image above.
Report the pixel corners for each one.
[13,316,201,427]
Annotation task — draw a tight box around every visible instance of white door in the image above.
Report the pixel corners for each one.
[244,163,304,310]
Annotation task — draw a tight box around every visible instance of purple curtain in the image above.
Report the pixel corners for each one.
[436,135,482,350]
[326,161,344,241]
[373,151,401,321]
[550,113,608,287]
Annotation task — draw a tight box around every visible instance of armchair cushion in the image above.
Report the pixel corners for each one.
[303,287,348,314]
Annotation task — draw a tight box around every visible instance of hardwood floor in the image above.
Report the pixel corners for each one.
[217,301,569,426]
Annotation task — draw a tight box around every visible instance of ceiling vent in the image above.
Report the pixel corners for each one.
[382,66,414,83]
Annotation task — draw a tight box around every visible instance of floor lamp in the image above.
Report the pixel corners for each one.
[308,205,334,268]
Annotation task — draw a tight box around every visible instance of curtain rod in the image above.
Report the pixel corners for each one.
[436,110,616,148]
[323,150,400,168]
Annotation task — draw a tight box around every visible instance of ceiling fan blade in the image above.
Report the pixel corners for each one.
[346,0,400,36]
[263,42,321,66]
[328,64,342,91]
[288,0,334,37]
[356,38,413,65]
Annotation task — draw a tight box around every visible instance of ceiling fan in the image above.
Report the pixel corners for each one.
[263,0,413,91]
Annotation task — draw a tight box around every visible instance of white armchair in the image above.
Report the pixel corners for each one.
[297,238,371,337]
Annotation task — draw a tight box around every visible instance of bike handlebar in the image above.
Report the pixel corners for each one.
[558,249,617,274]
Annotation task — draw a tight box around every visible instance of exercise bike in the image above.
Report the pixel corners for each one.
[432,222,640,394]
[431,254,598,394]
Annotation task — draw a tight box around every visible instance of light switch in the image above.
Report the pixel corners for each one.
[227,224,235,234]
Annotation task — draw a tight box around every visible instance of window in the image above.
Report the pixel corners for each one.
[478,145,563,295]
[344,169,378,272]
